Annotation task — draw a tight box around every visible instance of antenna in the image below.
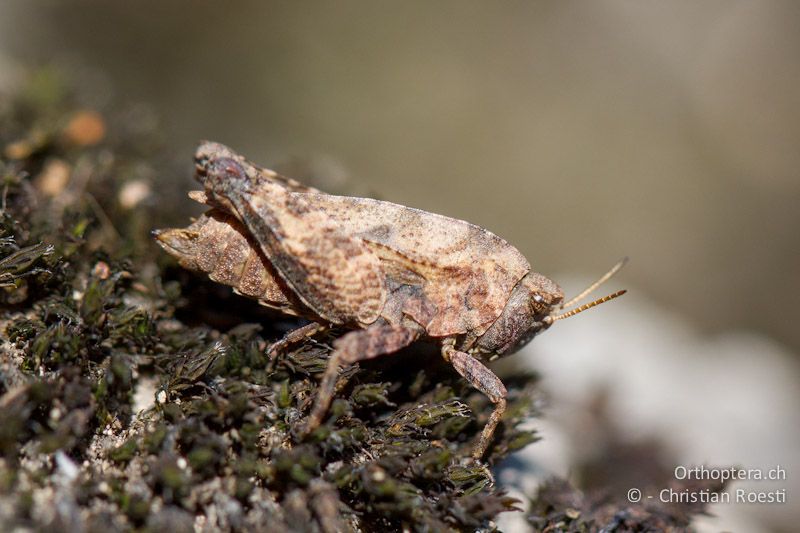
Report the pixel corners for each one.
[559,257,628,310]
[545,289,627,324]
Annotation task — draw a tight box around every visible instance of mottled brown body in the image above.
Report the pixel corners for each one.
[155,142,625,459]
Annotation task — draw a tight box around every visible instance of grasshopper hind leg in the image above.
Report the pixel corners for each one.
[302,323,419,435]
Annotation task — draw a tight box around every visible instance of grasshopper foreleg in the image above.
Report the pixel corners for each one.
[442,341,508,459]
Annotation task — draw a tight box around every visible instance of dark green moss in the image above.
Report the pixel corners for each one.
[108,438,138,464]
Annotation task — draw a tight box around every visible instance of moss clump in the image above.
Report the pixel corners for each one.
[529,477,727,532]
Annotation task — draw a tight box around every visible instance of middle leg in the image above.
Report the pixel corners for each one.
[303,323,419,435]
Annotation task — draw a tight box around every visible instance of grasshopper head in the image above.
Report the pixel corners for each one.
[524,271,564,316]
[474,272,564,357]
[474,260,627,359]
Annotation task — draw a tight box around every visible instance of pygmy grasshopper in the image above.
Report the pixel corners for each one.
[154,142,626,458]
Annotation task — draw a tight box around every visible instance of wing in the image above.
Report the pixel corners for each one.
[205,177,387,327]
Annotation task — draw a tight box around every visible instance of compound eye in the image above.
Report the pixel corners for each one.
[533,294,544,304]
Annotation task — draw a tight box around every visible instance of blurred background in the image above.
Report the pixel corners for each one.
[1,1,798,531]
